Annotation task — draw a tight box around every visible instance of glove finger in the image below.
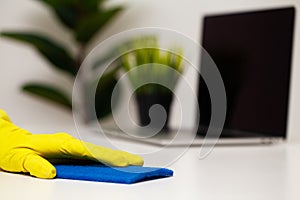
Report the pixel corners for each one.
[53,138,140,167]
[29,133,128,166]
[114,150,144,166]
[27,132,74,155]
[30,133,143,167]
[75,141,130,166]
[23,153,56,179]
[82,143,144,166]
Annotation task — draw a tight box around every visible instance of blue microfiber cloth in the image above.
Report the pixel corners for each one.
[54,164,173,184]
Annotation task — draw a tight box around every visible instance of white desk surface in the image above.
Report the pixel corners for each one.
[1,137,300,200]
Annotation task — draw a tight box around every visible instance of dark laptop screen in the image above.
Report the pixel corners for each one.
[198,7,295,138]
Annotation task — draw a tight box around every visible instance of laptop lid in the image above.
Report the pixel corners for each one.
[198,7,295,138]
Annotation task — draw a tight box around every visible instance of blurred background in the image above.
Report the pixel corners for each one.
[0,0,299,142]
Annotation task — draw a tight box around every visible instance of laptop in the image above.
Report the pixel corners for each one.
[100,7,295,146]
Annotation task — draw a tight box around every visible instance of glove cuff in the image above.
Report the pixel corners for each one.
[0,109,12,122]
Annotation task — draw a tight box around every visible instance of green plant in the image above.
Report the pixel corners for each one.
[1,0,124,120]
[120,36,184,94]
[117,36,185,128]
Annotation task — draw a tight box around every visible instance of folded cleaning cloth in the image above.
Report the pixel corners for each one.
[54,164,173,184]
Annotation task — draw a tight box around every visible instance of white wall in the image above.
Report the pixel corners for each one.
[0,0,300,142]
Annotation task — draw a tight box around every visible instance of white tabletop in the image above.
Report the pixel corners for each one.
[1,134,300,200]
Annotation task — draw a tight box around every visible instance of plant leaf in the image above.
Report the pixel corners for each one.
[36,0,81,29]
[1,32,77,75]
[75,6,123,43]
[36,0,106,29]
[22,83,72,109]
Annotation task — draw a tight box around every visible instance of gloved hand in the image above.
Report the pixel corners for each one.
[0,109,143,179]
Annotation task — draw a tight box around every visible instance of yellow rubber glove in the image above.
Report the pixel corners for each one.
[0,109,143,179]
